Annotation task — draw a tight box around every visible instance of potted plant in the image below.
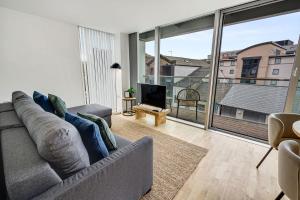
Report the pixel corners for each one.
[127,87,136,98]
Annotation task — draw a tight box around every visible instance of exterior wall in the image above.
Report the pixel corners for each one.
[218,59,236,84]
[235,44,286,84]
[267,56,294,78]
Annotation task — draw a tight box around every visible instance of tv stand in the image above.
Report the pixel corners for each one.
[133,105,170,126]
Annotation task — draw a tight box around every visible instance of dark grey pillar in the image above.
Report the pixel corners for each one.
[129,33,138,89]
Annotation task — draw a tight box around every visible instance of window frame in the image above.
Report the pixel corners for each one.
[275,57,281,64]
[272,68,280,75]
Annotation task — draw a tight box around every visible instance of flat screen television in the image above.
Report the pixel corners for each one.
[137,83,166,109]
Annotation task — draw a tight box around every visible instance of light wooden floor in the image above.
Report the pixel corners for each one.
[116,114,287,200]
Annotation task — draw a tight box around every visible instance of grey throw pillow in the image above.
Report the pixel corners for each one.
[13,91,90,178]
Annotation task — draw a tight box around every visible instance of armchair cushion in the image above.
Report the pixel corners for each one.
[268,113,300,148]
[278,140,300,200]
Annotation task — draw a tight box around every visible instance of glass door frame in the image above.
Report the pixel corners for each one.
[207,0,300,132]
[136,0,300,134]
[284,37,300,112]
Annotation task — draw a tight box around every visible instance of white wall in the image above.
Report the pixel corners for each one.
[115,33,130,112]
[0,7,85,107]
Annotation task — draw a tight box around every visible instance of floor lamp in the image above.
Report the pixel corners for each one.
[110,63,121,113]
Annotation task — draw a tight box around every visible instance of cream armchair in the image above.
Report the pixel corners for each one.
[276,140,300,200]
[256,113,300,169]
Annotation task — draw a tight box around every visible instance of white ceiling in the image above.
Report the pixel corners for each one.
[0,0,252,33]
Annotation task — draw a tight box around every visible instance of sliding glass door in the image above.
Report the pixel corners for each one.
[211,5,300,140]
[158,15,214,124]
[134,0,300,141]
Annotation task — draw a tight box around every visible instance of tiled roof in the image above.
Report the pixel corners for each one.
[145,54,210,68]
[219,84,288,114]
[165,55,210,67]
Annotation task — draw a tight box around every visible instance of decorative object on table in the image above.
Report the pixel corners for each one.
[122,97,136,116]
[124,91,130,98]
[256,113,300,169]
[110,63,122,113]
[127,87,136,98]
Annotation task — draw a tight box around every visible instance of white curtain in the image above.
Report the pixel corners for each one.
[79,26,117,110]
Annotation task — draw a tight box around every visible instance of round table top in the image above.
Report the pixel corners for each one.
[122,97,136,101]
[292,121,300,137]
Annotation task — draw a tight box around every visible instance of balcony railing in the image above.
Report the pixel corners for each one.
[142,74,291,140]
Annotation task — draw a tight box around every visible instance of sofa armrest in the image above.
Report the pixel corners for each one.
[33,136,153,200]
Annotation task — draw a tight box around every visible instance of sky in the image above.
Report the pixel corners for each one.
[145,11,300,60]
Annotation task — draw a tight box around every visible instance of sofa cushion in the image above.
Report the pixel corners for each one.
[1,127,62,200]
[13,91,90,178]
[12,91,30,103]
[33,91,54,113]
[68,104,112,117]
[78,112,117,151]
[109,134,132,154]
[0,111,23,130]
[0,102,13,113]
[65,112,109,164]
[48,94,67,118]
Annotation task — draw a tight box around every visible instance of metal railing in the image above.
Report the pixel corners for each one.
[142,74,290,121]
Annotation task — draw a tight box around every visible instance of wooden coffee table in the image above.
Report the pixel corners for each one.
[133,105,170,126]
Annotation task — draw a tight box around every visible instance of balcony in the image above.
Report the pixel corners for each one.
[144,75,291,141]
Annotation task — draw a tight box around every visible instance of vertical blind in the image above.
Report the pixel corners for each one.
[78,26,116,109]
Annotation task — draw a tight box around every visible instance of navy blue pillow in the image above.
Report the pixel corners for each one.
[65,112,109,163]
[33,91,54,113]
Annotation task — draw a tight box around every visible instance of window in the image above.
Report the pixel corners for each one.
[229,69,234,74]
[270,80,277,85]
[212,8,300,141]
[220,61,224,66]
[272,69,279,75]
[159,14,214,125]
[275,57,281,64]
[138,31,155,84]
[230,60,235,66]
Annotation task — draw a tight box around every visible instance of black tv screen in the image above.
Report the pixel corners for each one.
[138,84,166,109]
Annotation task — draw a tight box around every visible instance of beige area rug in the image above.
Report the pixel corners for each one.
[111,116,208,200]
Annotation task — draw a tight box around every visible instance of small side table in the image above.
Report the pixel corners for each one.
[122,97,136,116]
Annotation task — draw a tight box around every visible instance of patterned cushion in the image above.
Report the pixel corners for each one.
[13,91,90,178]
[33,91,54,113]
[65,112,109,163]
[78,112,117,151]
[48,94,67,118]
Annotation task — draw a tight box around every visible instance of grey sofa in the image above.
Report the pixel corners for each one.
[0,93,153,200]
[68,104,112,128]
